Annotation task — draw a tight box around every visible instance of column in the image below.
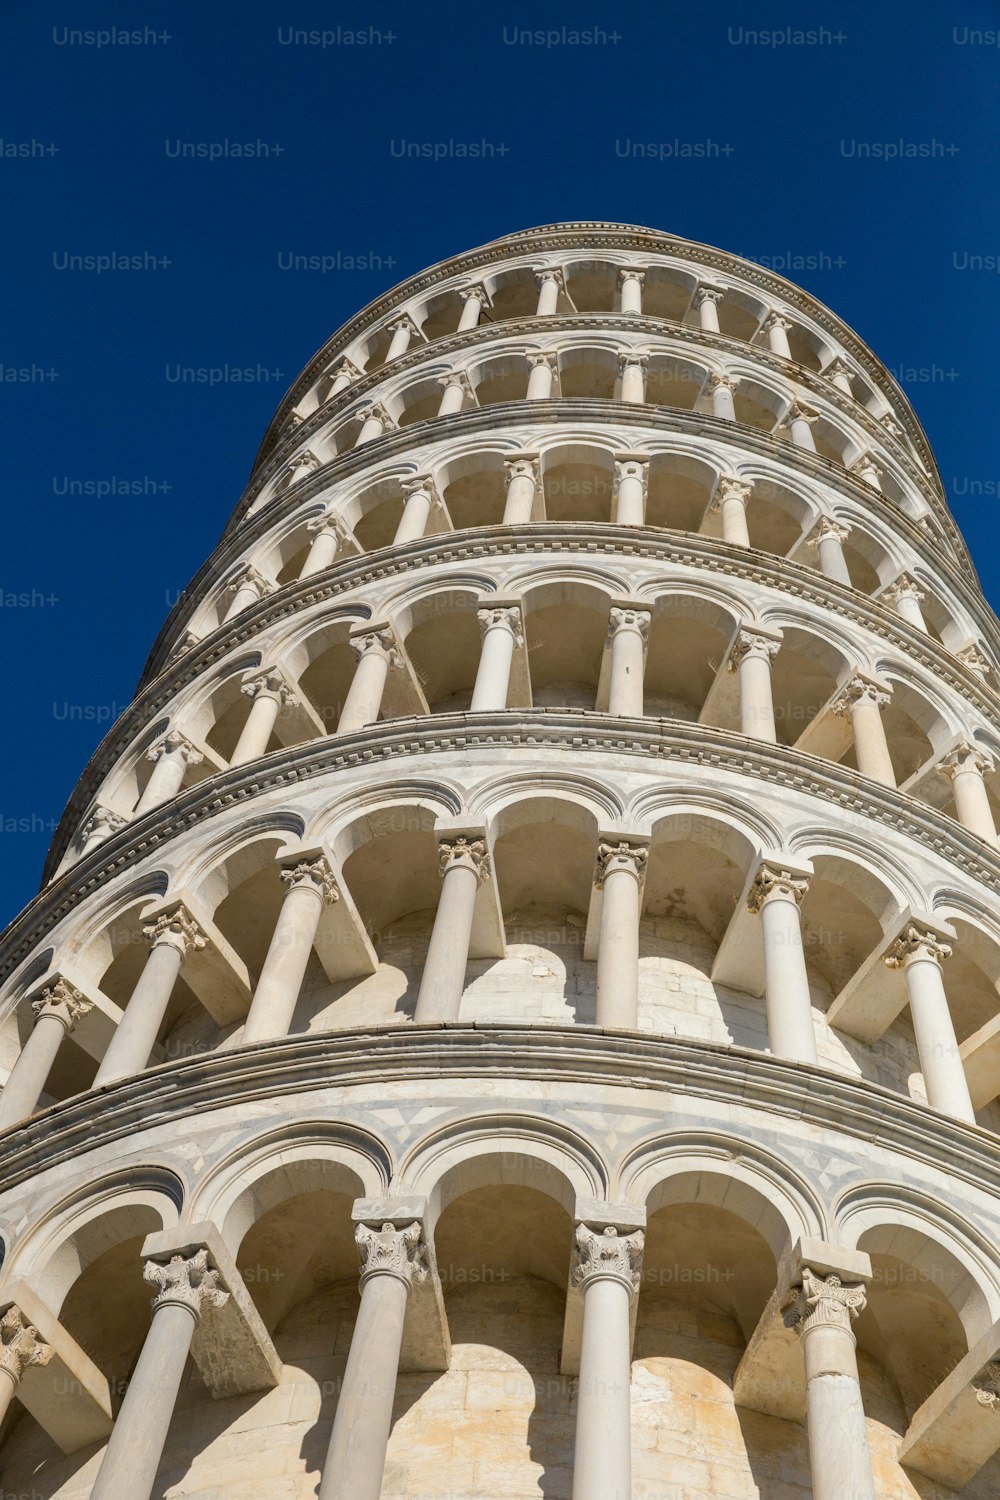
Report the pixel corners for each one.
[833,676,895,787]
[763,311,793,357]
[413,836,489,1022]
[607,607,650,717]
[784,1268,876,1500]
[458,284,489,330]
[325,359,360,398]
[882,575,928,631]
[436,371,471,417]
[230,669,296,767]
[282,449,320,490]
[471,605,523,712]
[134,731,204,815]
[617,267,645,315]
[594,840,648,1030]
[336,628,399,734]
[385,316,418,361]
[393,475,436,545]
[786,403,818,452]
[729,628,779,741]
[613,455,649,526]
[748,863,817,1064]
[299,513,344,578]
[78,805,128,856]
[958,641,992,681]
[241,857,339,1044]
[355,404,393,445]
[712,477,753,547]
[694,284,725,332]
[0,979,93,1127]
[93,906,205,1086]
[824,357,855,396]
[89,1251,229,1500]
[808,518,853,587]
[503,453,540,524]
[526,352,558,400]
[570,1224,644,1500]
[618,351,648,404]
[852,453,883,491]
[709,372,737,420]
[223,563,273,621]
[318,1222,428,1500]
[535,268,564,316]
[939,744,998,845]
[0,1306,52,1429]
[880,412,904,439]
[885,926,974,1121]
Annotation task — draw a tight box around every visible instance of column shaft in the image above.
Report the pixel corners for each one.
[504,467,537,523]
[471,620,517,712]
[596,865,642,1030]
[231,692,281,766]
[738,653,777,741]
[849,694,895,786]
[0,1012,65,1125]
[300,528,339,578]
[951,766,998,844]
[572,1276,633,1500]
[458,291,484,330]
[242,882,327,1044]
[94,939,184,1086]
[134,749,187,814]
[413,853,483,1022]
[319,1273,409,1500]
[526,358,555,399]
[801,1317,876,1500]
[720,496,751,547]
[337,648,392,734]
[711,378,736,419]
[608,626,646,717]
[394,487,432,544]
[816,532,852,587]
[753,875,817,1065]
[905,956,975,1122]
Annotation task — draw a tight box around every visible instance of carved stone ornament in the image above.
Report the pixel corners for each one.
[571,1223,644,1295]
[782,1267,867,1336]
[31,978,93,1031]
[595,841,648,888]
[747,864,809,913]
[279,855,339,905]
[883,924,952,969]
[972,1360,1000,1410]
[144,1248,230,1321]
[477,605,524,646]
[0,1305,52,1384]
[143,904,207,957]
[356,1220,429,1289]
[438,836,491,883]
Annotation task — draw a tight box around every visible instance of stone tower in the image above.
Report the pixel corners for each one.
[2,223,1000,1500]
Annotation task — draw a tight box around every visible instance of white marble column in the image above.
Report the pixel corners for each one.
[94,905,205,1086]
[885,925,975,1122]
[319,1221,428,1500]
[729,628,780,741]
[355,404,393,446]
[617,267,645,315]
[787,403,819,452]
[833,675,895,787]
[710,372,737,419]
[471,605,523,712]
[764,312,793,357]
[712,477,753,547]
[90,1251,229,1500]
[570,1223,644,1500]
[394,475,437,545]
[807,518,853,587]
[78,805,128,857]
[503,453,540,524]
[299,514,345,578]
[784,1267,876,1500]
[613,455,649,526]
[0,979,93,1126]
[939,742,998,845]
[414,836,489,1022]
[958,641,992,681]
[618,351,648,404]
[282,449,321,492]
[882,575,928,631]
[134,731,204,815]
[594,840,648,1030]
[241,856,339,1044]
[231,669,296,767]
[0,1306,52,1429]
[824,357,855,396]
[223,563,274,622]
[458,284,489,330]
[337,628,400,734]
[535,269,564,317]
[852,453,884,491]
[748,863,817,1064]
[325,360,361,398]
[526,352,558,400]
[695,285,725,332]
[385,316,418,361]
[607,607,650,717]
[436,371,471,417]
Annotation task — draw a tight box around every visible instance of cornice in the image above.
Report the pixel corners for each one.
[0,1025,997,1209]
[247,223,943,490]
[18,709,1000,984]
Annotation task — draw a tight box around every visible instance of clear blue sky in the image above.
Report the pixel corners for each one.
[2,0,1000,922]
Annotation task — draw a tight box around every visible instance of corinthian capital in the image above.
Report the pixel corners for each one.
[534,267,565,290]
[832,674,892,717]
[958,641,992,680]
[144,1248,230,1322]
[79,805,128,849]
[438,835,491,883]
[31,977,93,1032]
[349,625,400,668]
[783,1267,867,1337]
[972,1360,1000,1409]
[572,1223,644,1296]
[477,604,524,646]
[240,666,297,707]
[884,923,952,969]
[712,476,753,511]
[808,515,851,547]
[280,855,339,904]
[288,449,320,477]
[728,627,780,671]
[882,574,926,606]
[595,840,648,888]
[0,1306,52,1385]
[938,741,995,782]
[225,563,273,600]
[607,606,651,643]
[356,1220,429,1289]
[747,862,810,913]
[147,730,204,767]
[142,902,207,958]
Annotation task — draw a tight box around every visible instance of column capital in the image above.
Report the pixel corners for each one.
[709,370,739,390]
[851,452,884,485]
[306,510,349,540]
[823,356,853,381]
[349,624,401,668]
[595,839,649,888]
[832,673,892,717]
[288,448,321,475]
[712,475,754,511]
[748,861,810,913]
[0,1305,52,1386]
[786,401,819,425]
[279,854,340,904]
[142,902,207,958]
[972,1361,1000,1409]
[884,922,953,968]
[146,729,204,768]
[356,1220,429,1291]
[694,283,726,307]
[613,451,651,481]
[957,641,993,680]
[808,515,851,547]
[617,265,646,286]
[504,451,540,483]
[80,805,128,846]
[882,573,926,606]
[607,605,651,642]
[144,1248,230,1323]
[880,412,905,438]
[30,977,93,1032]
[437,834,491,883]
[458,282,491,307]
[534,266,565,289]
[400,470,438,499]
[386,313,422,337]
[728,626,781,671]
[763,310,793,333]
[325,356,361,385]
[782,1266,867,1338]
[939,740,996,781]
[526,350,559,370]
[225,563,273,601]
[437,370,473,394]
[358,402,395,429]
[617,349,650,369]
[240,666,297,707]
[571,1223,644,1297]
[477,603,524,646]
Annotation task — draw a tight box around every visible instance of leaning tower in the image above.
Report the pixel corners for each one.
[4,222,1000,1500]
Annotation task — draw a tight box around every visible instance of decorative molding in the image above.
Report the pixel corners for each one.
[783,1267,867,1336]
[30,977,93,1031]
[747,863,810,913]
[572,1223,644,1296]
[144,1248,230,1321]
[279,855,339,904]
[0,1305,52,1385]
[356,1220,428,1289]
[884,924,953,968]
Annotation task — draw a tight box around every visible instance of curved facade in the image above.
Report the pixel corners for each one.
[3,223,1000,1498]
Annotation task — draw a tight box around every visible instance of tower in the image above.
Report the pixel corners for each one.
[2,222,1000,1499]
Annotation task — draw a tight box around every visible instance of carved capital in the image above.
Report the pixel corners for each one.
[306,511,349,541]
[938,741,996,781]
[972,1360,1000,1409]
[401,472,438,500]
[477,605,524,646]
[288,449,320,477]
[823,357,852,382]
[572,1223,644,1297]
[143,903,207,958]
[80,805,128,847]
[145,1248,230,1322]
[880,413,904,438]
[851,453,883,485]
[783,1267,867,1337]
[438,835,491,883]
[325,357,361,387]
[607,606,651,643]
[240,667,297,707]
[459,283,491,307]
[146,730,204,768]
[808,516,851,548]
[709,371,738,391]
[534,267,565,290]
[958,642,992,680]
[358,402,394,429]
[712,476,753,512]
[694,284,725,307]
[786,401,819,426]
[279,855,339,904]
[350,626,400,668]
[225,563,273,600]
[882,574,926,606]
[504,452,540,486]
[387,314,420,336]
[728,628,780,671]
[0,1306,52,1386]
[884,923,952,969]
[618,350,650,370]
[763,312,793,333]
[595,840,648,888]
[31,978,93,1032]
[747,863,810,913]
[617,266,646,286]
[356,1220,429,1290]
[526,351,559,371]
[614,456,650,490]
[437,370,473,394]
[832,674,892,717]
